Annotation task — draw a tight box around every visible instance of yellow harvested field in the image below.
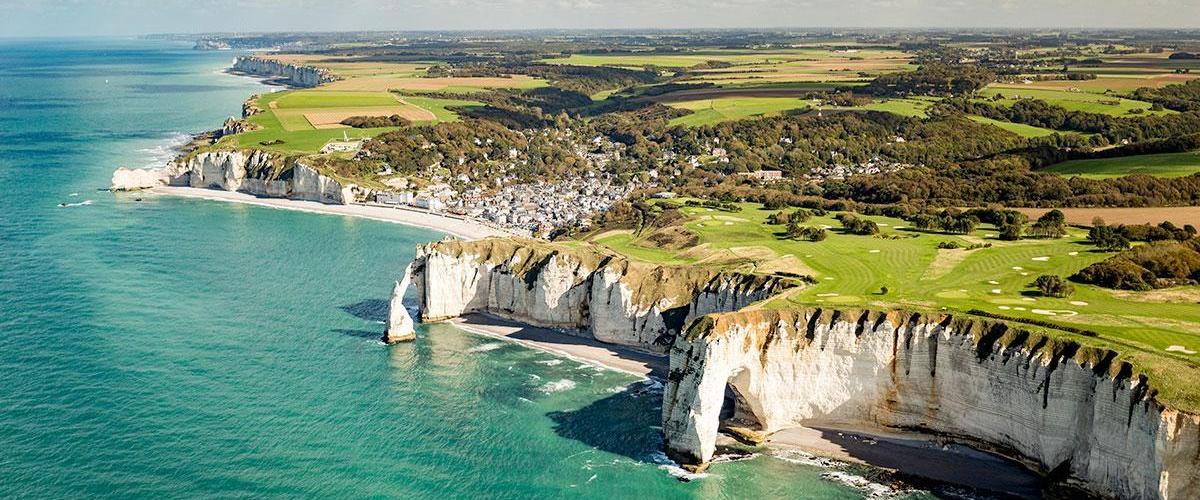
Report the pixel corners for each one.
[1015,207,1200,228]
[998,74,1200,93]
[301,105,435,129]
[320,76,543,92]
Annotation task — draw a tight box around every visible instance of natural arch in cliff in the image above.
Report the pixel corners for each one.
[719,367,764,433]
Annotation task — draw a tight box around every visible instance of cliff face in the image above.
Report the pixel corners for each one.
[396,238,795,352]
[231,57,336,88]
[112,150,354,204]
[663,308,1200,499]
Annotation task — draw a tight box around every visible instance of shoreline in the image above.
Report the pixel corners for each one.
[444,313,668,380]
[144,186,513,240]
[436,313,1041,497]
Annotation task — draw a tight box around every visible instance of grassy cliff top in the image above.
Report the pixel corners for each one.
[589,201,1200,370]
[424,237,800,309]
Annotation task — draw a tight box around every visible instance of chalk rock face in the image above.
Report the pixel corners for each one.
[384,264,416,343]
[231,56,337,88]
[164,150,352,204]
[663,309,1200,500]
[405,238,795,352]
[111,167,166,191]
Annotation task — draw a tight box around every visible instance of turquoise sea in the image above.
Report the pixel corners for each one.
[0,38,891,498]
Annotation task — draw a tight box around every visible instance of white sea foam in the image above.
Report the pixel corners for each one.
[536,359,563,366]
[466,342,504,353]
[820,471,896,498]
[137,132,193,169]
[539,379,577,393]
[648,451,709,481]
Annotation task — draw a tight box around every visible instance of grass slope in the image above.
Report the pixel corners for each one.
[967,115,1058,138]
[1045,150,1200,179]
[666,97,810,126]
[980,86,1172,116]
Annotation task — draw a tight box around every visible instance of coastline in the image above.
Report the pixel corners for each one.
[440,313,1042,496]
[445,313,668,380]
[145,186,513,240]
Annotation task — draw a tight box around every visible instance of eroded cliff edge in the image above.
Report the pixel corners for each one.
[230,56,337,88]
[113,149,355,204]
[397,238,1200,499]
[664,308,1200,499]
[393,238,797,352]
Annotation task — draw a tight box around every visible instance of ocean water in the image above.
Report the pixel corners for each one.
[0,38,886,498]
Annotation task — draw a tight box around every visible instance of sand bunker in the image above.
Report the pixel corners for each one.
[990,289,1002,294]
[1166,345,1198,355]
[1070,301,1089,306]
[1031,256,1049,262]
[1032,309,1078,317]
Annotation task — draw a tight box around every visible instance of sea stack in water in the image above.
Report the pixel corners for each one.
[383,264,416,343]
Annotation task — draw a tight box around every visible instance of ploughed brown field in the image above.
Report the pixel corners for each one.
[1016,206,1200,228]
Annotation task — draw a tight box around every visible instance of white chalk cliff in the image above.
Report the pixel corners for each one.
[384,264,416,343]
[397,239,1200,499]
[392,238,794,352]
[662,309,1200,499]
[112,149,355,204]
[231,56,337,88]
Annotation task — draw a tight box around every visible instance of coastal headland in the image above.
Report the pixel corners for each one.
[120,33,1200,499]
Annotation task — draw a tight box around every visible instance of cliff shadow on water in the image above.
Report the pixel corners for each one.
[333,298,391,339]
[547,381,666,462]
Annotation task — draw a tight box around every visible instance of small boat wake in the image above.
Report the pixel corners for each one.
[58,200,93,208]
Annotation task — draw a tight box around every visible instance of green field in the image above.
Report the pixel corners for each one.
[399,94,483,122]
[967,115,1057,138]
[220,90,475,153]
[590,203,1200,369]
[979,86,1172,116]
[1044,150,1200,179]
[666,97,810,126]
[271,91,404,109]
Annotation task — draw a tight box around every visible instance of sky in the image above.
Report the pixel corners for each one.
[1,0,1198,37]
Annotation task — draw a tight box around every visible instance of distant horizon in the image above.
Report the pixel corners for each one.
[8,26,1200,41]
[2,1,1199,38]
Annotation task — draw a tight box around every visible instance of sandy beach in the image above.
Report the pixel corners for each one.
[147,186,513,240]
[448,313,668,379]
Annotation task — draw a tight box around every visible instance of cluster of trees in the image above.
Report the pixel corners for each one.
[1034,275,1075,298]
[933,97,1200,145]
[1087,219,1198,251]
[1072,238,1200,290]
[835,213,880,235]
[1027,209,1068,239]
[340,114,410,128]
[908,209,980,234]
[862,63,995,97]
[841,154,1200,207]
[1131,80,1200,112]
[364,119,588,184]
[684,199,742,212]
